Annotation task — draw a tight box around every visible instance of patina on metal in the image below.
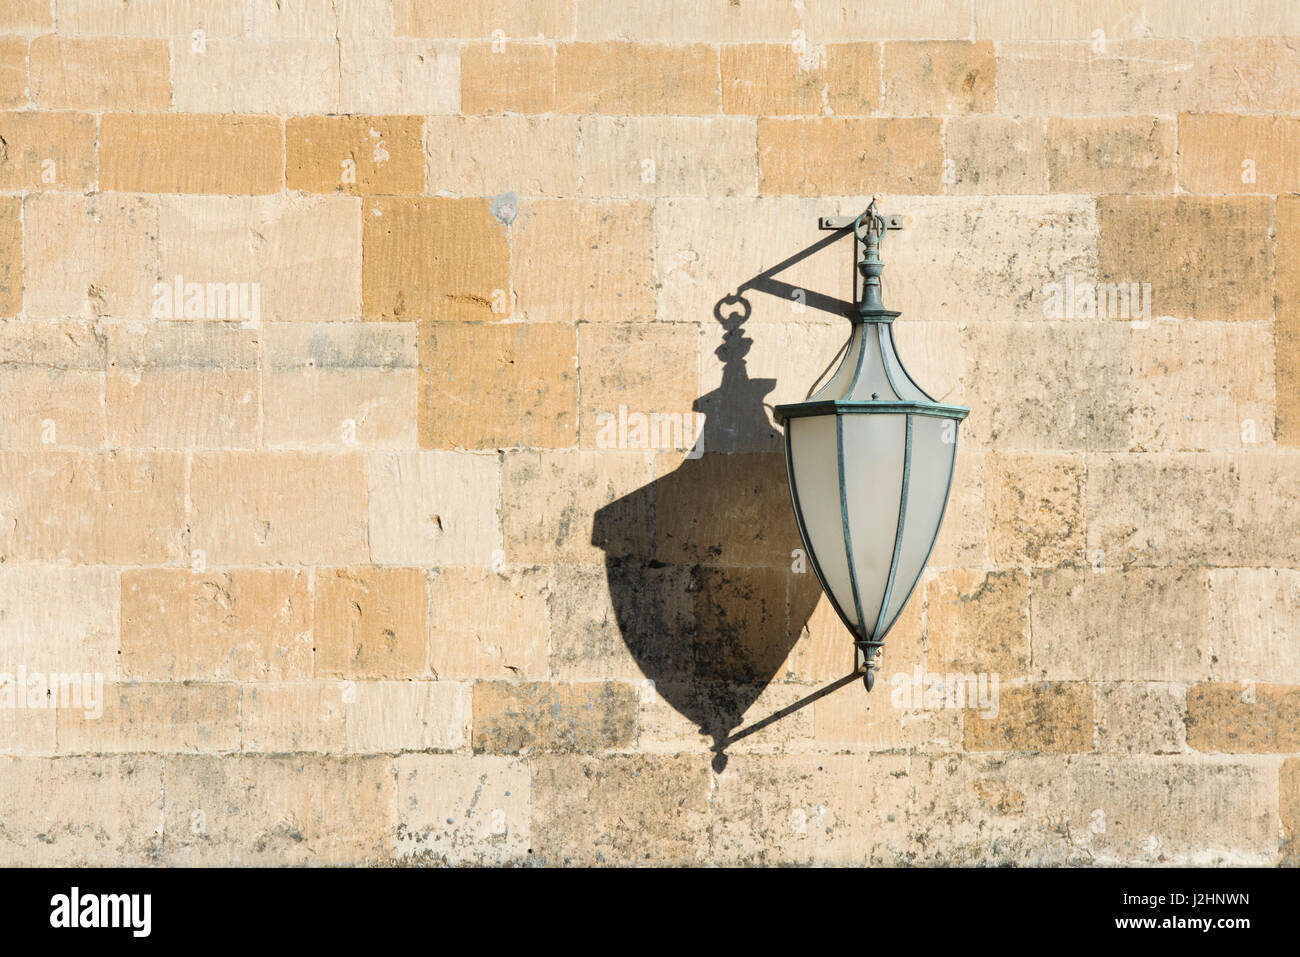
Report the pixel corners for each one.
[774,200,969,691]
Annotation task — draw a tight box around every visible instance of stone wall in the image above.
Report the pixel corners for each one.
[0,0,1296,865]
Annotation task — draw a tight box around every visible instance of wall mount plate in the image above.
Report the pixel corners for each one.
[818,213,911,231]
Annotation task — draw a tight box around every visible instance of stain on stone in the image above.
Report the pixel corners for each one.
[490,191,519,225]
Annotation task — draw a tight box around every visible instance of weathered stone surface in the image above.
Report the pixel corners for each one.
[107,319,260,375]
[0,0,51,32]
[107,368,258,449]
[244,681,467,754]
[314,567,428,679]
[0,38,24,110]
[695,318,858,452]
[395,754,530,864]
[759,117,943,195]
[639,679,817,755]
[172,39,341,113]
[429,566,550,680]
[0,317,105,367]
[944,116,1048,194]
[530,754,711,865]
[460,42,555,114]
[1094,683,1187,754]
[0,197,17,317]
[397,0,573,38]
[345,681,469,753]
[57,682,240,754]
[0,706,56,756]
[812,672,964,754]
[502,449,654,564]
[472,680,638,753]
[927,569,1030,678]
[964,682,1095,752]
[711,754,897,865]
[100,114,283,193]
[1,362,105,448]
[363,197,507,321]
[58,0,241,36]
[1180,113,1300,194]
[514,199,655,322]
[879,196,1098,322]
[930,448,988,568]
[1086,452,1300,568]
[261,320,415,371]
[574,0,798,42]
[418,321,577,448]
[996,40,1196,115]
[263,322,418,449]
[1192,38,1300,112]
[0,451,186,564]
[974,0,1152,40]
[963,322,1131,450]
[578,323,699,449]
[713,753,1054,866]
[987,452,1086,567]
[975,0,1300,41]
[579,116,758,197]
[883,41,996,115]
[113,307,243,374]
[785,581,922,683]
[105,321,259,449]
[721,43,881,116]
[368,451,501,565]
[0,566,120,675]
[654,196,847,326]
[121,569,312,680]
[287,115,426,195]
[29,36,170,110]
[1031,568,1211,681]
[1186,682,1300,753]
[1226,454,1300,567]
[1097,196,1273,321]
[691,566,795,685]
[24,192,159,319]
[1032,754,1277,866]
[240,682,346,753]
[246,0,394,39]
[163,754,394,865]
[1208,569,1300,683]
[1131,319,1274,450]
[0,757,163,866]
[547,563,694,681]
[710,753,1138,865]
[160,194,361,322]
[189,452,368,565]
[1046,116,1176,193]
[803,1,971,41]
[651,451,802,566]
[1277,195,1300,446]
[0,111,96,190]
[556,42,718,114]
[340,40,459,114]
[425,115,581,196]
[1283,757,1300,865]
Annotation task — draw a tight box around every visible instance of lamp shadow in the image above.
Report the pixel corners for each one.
[590,229,858,772]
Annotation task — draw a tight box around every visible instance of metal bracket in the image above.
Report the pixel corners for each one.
[819,213,910,231]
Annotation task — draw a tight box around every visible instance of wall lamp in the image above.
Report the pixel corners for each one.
[774,200,968,691]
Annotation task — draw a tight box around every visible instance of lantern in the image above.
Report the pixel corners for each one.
[774,201,969,690]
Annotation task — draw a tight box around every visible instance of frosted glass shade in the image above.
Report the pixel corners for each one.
[775,318,968,674]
